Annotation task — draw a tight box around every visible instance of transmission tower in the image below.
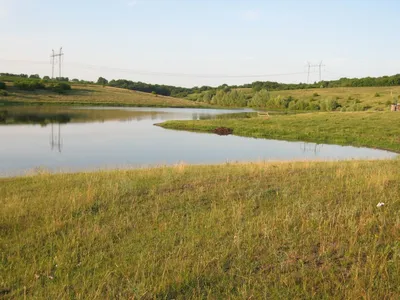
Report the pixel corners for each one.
[306,61,325,83]
[50,49,55,79]
[50,47,64,79]
[50,123,63,153]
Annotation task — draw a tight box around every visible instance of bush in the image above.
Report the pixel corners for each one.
[385,100,393,105]
[0,81,6,90]
[14,80,45,91]
[0,90,8,96]
[49,82,71,94]
[320,97,341,111]
[313,92,320,97]
[374,92,380,97]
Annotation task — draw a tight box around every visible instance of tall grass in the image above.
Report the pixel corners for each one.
[160,111,400,153]
[1,160,400,298]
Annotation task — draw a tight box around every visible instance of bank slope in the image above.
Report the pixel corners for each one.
[159,111,400,152]
[1,84,211,108]
[1,160,400,298]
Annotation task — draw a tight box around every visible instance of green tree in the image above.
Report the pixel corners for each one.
[97,77,108,86]
[229,90,247,107]
[202,91,214,103]
[211,90,227,105]
[249,89,270,108]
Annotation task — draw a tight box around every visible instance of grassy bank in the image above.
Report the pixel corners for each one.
[159,111,400,153]
[1,160,400,298]
[236,86,400,111]
[0,83,211,108]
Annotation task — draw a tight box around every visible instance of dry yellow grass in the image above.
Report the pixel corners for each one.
[2,84,211,108]
[1,160,400,298]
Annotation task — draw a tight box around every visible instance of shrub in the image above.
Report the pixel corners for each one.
[308,102,320,111]
[0,90,8,96]
[0,81,6,90]
[385,100,393,105]
[320,97,341,111]
[49,82,71,94]
[313,92,320,97]
[14,80,45,91]
[374,92,380,97]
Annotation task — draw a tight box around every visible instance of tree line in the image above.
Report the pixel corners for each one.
[248,74,400,91]
[107,79,212,98]
[195,88,371,111]
[3,72,400,97]
[0,74,72,94]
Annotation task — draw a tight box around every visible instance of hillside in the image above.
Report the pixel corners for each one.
[1,160,400,298]
[266,86,400,111]
[0,83,211,108]
[186,86,400,111]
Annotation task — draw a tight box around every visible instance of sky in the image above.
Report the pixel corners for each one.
[1,0,399,87]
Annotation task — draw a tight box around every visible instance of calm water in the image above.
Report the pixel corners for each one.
[0,106,397,177]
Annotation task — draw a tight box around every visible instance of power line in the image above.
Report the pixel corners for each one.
[0,58,318,79]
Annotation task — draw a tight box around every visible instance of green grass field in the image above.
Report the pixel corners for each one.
[1,160,400,298]
[0,83,211,108]
[160,111,400,153]
[237,86,400,111]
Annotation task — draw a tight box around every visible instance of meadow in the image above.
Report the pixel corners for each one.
[1,159,400,298]
[186,86,400,111]
[249,86,400,111]
[160,111,400,153]
[0,83,210,108]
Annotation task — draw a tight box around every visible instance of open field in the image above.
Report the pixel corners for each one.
[0,83,211,108]
[236,86,400,111]
[160,111,400,153]
[1,160,400,298]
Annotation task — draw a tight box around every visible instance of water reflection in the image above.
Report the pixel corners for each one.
[0,109,72,126]
[0,106,397,177]
[49,123,63,153]
[301,143,323,154]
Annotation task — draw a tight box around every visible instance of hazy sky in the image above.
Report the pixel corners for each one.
[1,0,399,87]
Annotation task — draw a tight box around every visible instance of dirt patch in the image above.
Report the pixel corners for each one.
[212,127,233,135]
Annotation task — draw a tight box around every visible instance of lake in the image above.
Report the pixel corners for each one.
[0,106,397,177]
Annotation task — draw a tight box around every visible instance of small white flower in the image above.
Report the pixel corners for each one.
[377,202,385,208]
